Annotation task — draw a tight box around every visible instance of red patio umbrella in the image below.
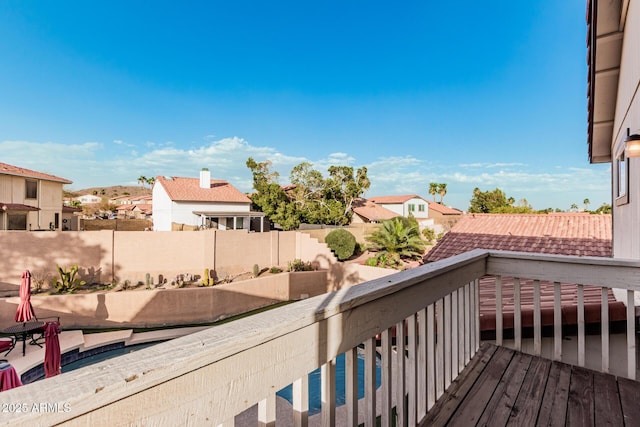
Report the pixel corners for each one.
[15,270,35,323]
[44,322,61,378]
[0,360,23,391]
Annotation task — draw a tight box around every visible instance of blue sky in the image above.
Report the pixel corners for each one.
[0,1,610,211]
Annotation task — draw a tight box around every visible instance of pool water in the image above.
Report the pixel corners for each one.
[276,348,382,415]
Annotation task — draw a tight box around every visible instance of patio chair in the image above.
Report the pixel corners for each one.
[0,337,15,357]
[30,316,61,346]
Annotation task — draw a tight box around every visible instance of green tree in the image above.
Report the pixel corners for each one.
[138,175,147,189]
[366,217,426,264]
[594,203,612,214]
[570,203,579,212]
[469,187,509,213]
[147,177,155,188]
[583,198,590,211]
[246,158,300,230]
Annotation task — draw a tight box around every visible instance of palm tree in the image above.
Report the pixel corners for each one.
[429,183,439,201]
[366,217,426,264]
[437,183,447,203]
[146,177,155,188]
[583,198,590,211]
[138,175,147,189]
[570,203,579,212]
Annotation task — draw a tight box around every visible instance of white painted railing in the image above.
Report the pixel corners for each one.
[1,249,639,426]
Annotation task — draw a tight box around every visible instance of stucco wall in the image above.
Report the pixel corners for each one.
[0,271,330,330]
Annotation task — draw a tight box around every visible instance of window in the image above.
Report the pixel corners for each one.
[616,152,629,206]
[54,213,60,230]
[408,204,416,212]
[25,180,37,199]
[418,205,425,212]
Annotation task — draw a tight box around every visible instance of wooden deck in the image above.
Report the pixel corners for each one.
[421,343,640,426]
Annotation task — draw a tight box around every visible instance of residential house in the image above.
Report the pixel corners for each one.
[0,161,72,231]
[75,194,103,205]
[115,203,152,219]
[367,194,432,228]
[152,168,265,231]
[427,201,463,232]
[350,198,399,224]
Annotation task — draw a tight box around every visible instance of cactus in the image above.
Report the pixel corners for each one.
[253,264,260,278]
[145,272,152,289]
[54,264,86,293]
[201,268,214,286]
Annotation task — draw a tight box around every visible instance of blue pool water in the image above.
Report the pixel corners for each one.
[276,349,382,415]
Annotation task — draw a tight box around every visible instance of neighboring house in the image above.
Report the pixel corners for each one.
[116,203,152,219]
[152,168,265,231]
[587,0,640,261]
[350,198,399,224]
[61,206,82,231]
[0,162,72,231]
[76,194,103,205]
[427,201,464,232]
[424,213,619,335]
[367,194,432,228]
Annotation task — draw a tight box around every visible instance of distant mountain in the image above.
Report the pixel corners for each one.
[64,185,152,198]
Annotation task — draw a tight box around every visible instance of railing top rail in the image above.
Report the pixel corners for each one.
[0,249,489,426]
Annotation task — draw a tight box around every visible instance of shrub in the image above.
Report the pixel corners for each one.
[325,228,357,260]
[422,227,436,244]
[53,265,86,293]
[288,259,314,272]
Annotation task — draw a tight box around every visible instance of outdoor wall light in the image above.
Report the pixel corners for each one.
[625,128,640,158]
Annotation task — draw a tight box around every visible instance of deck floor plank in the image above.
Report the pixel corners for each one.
[476,352,532,426]
[593,370,623,427]
[618,376,640,425]
[535,361,571,427]
[419,343,497,426]
[506,356,552,426]
[419,343,640,427]
[567,366,595,427]
[445,346,514,426]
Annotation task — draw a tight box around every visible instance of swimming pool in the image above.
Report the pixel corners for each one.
[62,341,161,373]
[276,347,382,415]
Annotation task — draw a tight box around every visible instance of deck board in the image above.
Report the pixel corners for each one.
[420,343,640,427]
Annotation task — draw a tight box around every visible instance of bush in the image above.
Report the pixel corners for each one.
[288,259,314,272]
[422,227,436,244]
[325,228,357,260]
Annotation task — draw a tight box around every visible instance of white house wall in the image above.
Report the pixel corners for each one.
[612,0,640,259]
[152,184,173,231]
[171,201,250,229]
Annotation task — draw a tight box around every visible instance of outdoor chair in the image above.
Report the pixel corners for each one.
[31,316,60,346]
[0,337,15,357]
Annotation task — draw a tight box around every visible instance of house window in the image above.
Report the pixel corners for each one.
[418,205,425,212]
[25,180,37,199]
[409,204,416,212]
[54,213,60,229]
[7,214,27,230]
[616,152,629,206]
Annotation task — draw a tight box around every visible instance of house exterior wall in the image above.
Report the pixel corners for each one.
[152,183,173,231]
[612,0,640,259]
[378,197,429,219]
[171,201,250,230]
[0,174,65,231]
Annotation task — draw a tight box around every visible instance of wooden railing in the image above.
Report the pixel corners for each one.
[1,249,639,426]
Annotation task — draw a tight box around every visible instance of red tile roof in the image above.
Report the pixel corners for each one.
[428,201,463,215]
[0,162,72,184]
[368,194,427,204]
[0,203,40,212]
[423,213,617,331]
[352,199,400,222]
[156,176,251,204]
[425,213,612,261]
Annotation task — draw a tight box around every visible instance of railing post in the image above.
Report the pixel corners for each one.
[381,328,393,426]
[258,395,276,427]
[627,290,636,380]
[293,376,309,427]
[365,338,377,427]
[496,276,503,346]
[577,284,585,367]
[345,348,358,427]
[601,287,609,374]
[533,280,541,356]
[553,282,562,361]
[321,359,336,427]
[514,278,521,352]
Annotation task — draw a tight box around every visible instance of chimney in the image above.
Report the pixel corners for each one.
[199,168,211,189]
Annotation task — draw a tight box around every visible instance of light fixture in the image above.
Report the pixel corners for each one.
[625,128,640,157]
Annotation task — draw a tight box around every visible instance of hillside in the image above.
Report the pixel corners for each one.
[64,185,152,198]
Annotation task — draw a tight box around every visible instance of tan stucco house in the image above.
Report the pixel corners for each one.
[367,194,433,228]
[0,162,72,231]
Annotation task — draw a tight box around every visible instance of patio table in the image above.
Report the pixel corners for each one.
[1,322,45,356]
